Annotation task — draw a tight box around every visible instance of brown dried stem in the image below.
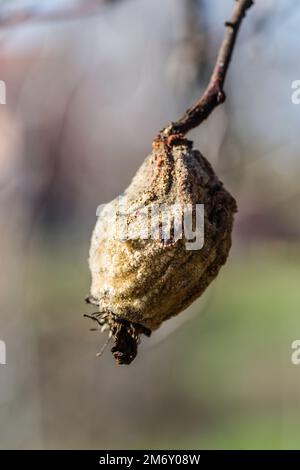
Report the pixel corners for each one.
[162,0,254,138]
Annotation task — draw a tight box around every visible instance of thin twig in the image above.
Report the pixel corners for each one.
[162,0,254,138]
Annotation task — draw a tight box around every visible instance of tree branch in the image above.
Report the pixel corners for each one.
[162,0,254,138]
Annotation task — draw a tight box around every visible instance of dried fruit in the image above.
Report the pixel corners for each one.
[84,0,253,364]
[86,136,236,364]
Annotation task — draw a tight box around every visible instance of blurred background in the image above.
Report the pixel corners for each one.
[0,0,299,450]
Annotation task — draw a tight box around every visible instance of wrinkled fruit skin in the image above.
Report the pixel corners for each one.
[87,137,237,363]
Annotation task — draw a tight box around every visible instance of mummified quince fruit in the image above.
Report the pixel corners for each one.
[86,136,237,364]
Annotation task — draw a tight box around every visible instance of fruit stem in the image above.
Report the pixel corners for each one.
[161,0,254,138]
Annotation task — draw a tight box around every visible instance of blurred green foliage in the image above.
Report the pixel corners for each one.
[19,239,300,449]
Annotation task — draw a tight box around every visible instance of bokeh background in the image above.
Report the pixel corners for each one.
[0,0,299,450]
